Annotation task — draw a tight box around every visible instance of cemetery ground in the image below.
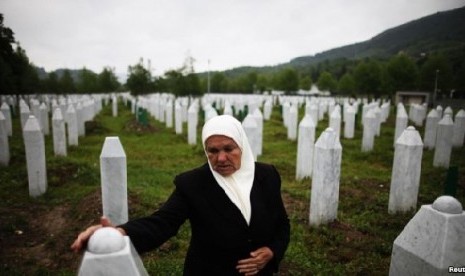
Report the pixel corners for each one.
[1,102,464,275]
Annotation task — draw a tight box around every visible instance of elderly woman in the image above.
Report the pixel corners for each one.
[72,115,290,275]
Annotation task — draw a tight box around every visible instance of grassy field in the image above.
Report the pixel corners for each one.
[0,99,464,275]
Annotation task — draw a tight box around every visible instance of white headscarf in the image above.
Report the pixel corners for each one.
[202,115,255,225]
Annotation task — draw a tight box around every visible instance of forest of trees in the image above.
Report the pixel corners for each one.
[1,12,464,100]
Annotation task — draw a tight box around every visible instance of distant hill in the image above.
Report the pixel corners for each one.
[289,6,465,67]
[209,5,465,77]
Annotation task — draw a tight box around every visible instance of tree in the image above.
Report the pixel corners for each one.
[98,67,120,92]
[419,54,453,98]
[77,68,99,93]
[0,15,39,95]
[337,73,356,95]
[353,59,383,97]
[60,69,75,93]
[211,72,228,93]
[385,54,418,95]
[126,58,153,95]
[317,71,337,91]
[46,72,60,93]
[299,75,312,90]
[274,68,299,94]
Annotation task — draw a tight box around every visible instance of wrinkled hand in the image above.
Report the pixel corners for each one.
[70,216,125,253]
[236,246,274,275]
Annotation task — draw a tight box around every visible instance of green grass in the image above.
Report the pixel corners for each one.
[0,100,464,275]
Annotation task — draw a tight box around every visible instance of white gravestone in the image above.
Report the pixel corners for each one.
[388,126,423,214]
[52,108,67,156]
[0,112,10,165]
[443,106,453,118]
[112,96,118,117]
[39,102,50,135]
[309,128,342,226]
[393,104,408,147]
[242,115,259,161]
[20,102,31,130]
[252,108,263,156]
[287,104,298,141]
[76,102,85,137]
[100,137,128,225]
[343,105,355,139]
[0,102,12,136]
[436,105,443,119]
[296,114,315,180]
[423,109,439,150]
[389,196,465,275]
[23,115,47,197]
[165,101,173,128]
[452,109,465,147]
[175,102,183,134]
[362,110,376,152]
[329,107,341,138]
[187,104,198,145]
[433,115,453,168]
[78,227,148,276]
[66,104,79,146]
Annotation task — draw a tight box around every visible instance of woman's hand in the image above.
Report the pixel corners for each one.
[70,216,126,253]
[236,246,274,275]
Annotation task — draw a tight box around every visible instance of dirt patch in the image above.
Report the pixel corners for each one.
[0,190,103,274]
[124,119,160,134]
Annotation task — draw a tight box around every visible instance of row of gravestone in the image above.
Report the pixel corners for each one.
[5,92,462,275]
[0,94,109,197]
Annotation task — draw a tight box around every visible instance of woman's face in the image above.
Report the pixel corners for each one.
[205,135,242,176]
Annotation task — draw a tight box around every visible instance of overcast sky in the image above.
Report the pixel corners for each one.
[1,0,464,80]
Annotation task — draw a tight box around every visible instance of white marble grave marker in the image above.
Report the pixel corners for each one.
[242,115,259,161]
[112,96,118,117]
[287,104,298,141]
[52,108,67,156]
[78,227,148,276]
[296,114,315,180]
[433,115,453,168]
[175,101,183,134]
[187,104,198,145]
[343,105,355,139]
[329,106,341,138]
[394,104,408,147]
[23,115,47,197]
[309,128,342,226]
[100,137,128,225]
[362,110,376,152]
[66,104,79,146]
[0,102,12,136]
[389,196,465,275]
[452,109,465,147]
[39,102,50,135]
[388,126,423,214]
[423,109,439,150]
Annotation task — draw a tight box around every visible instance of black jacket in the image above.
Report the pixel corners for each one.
[120,162,290,275]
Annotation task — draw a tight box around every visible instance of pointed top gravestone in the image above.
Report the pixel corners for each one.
[0,102,12,136]
[78,227,149,276]
[100,137,128,226]
[309,128,342,226]
[24,115,47,197]
[389,196,465,275]
[388,126,423,214]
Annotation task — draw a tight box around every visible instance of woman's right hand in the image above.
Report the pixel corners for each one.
[70,216,125,253]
